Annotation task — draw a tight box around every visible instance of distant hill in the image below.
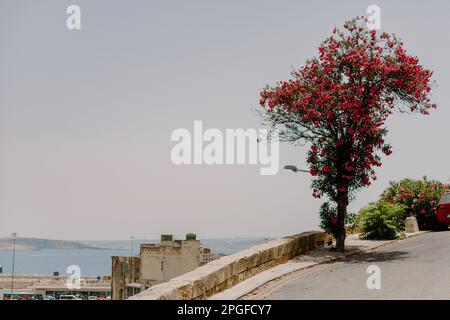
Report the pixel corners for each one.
[0,237,103,251]
[0,237,273,253]
[80,237,274,255]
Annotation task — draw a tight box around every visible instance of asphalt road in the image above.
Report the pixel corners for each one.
[253,231,450,299]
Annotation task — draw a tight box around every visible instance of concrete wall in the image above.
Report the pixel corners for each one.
[140,240,200,285]
[129,231,332,300]
[111,238,203,299]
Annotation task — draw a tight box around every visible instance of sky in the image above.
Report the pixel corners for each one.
[0,0,449,240]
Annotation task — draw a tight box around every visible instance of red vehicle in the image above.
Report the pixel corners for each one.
[436,192,450,227]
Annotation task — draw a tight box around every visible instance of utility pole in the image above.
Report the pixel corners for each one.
[11,232,17,296]
[130,236,135,257]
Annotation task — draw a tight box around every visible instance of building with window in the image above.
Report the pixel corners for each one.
[111,234,221,300]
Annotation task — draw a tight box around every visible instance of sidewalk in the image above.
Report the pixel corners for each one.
[209,232,427,300]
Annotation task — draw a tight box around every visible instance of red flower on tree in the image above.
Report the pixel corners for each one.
[259,17,437,251]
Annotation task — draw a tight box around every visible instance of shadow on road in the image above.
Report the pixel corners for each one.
[343,249,409,263]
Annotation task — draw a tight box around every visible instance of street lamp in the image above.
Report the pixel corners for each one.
[11,232,17,295]
[284,165,309,173]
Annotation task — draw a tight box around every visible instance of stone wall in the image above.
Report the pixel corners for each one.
[129,231,332,300]
[140,240,200,285]
[111,256,140,300]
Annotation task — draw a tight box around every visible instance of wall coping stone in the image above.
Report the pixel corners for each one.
[129,230,331,300]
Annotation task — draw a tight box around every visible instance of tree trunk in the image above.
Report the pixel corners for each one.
[335,192,348,252]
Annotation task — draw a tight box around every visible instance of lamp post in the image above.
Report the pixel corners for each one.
[284,165,309,173]
[130,236,135,257]
[11,232,17,295]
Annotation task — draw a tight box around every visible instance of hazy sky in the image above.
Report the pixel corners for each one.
[1,0,449,240]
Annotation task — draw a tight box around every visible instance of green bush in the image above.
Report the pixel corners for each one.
[319,202,339,238]
[319,202,356,238]
[380,177,450,230]
[356,201,407,240]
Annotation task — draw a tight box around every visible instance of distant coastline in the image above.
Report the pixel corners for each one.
[0,236,274,254]
[0,237,273,276]
[0,244,38,251]
[0,237,104,252]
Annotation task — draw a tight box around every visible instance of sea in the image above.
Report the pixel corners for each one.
[0,238,272,277]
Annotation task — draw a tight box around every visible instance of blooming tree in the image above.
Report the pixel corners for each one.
[259,17,437,251]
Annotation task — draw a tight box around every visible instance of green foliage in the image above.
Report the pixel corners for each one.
[319,202,356,238]
[356,201,407,240]
[319,202,338,238]
[380,176,450,230]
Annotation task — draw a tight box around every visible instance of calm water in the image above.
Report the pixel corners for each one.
[0,238,272,276]
[0,249,128,277]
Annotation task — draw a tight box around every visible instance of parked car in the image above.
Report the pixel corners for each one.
[59,295,82,300]
[44,295,56,300]
[436,192,450,228]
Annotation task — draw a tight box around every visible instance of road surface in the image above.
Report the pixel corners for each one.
[246,231,450,299]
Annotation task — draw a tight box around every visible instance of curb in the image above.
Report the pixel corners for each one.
[210,231,429,300]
